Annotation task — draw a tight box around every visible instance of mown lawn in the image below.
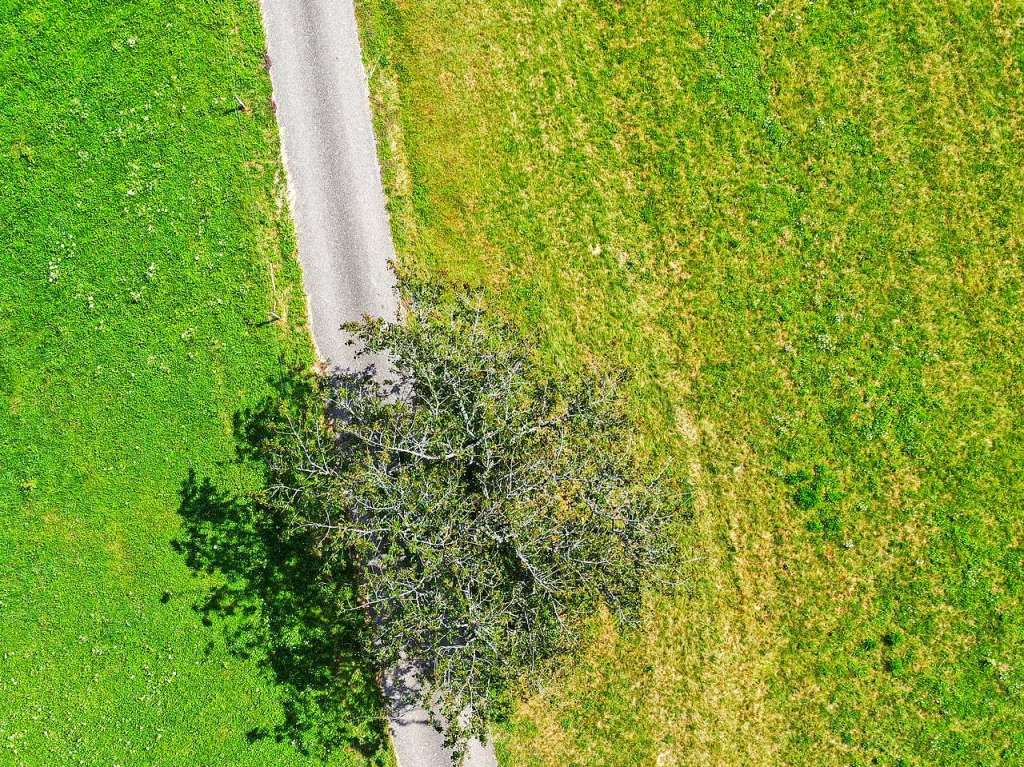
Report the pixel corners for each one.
[356,0,1024,764]
[0,1,387,765]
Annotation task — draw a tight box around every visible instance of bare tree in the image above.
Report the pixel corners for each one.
[258,285,681,757]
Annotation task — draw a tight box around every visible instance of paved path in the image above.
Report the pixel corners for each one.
[260,0,396,370]
[258,2,498,765]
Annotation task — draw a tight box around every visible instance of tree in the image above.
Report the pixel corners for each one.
[259,286,680,757]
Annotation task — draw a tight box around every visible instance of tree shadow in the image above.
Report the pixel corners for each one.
[172,369,390,764]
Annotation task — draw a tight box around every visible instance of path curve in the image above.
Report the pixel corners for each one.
[258,1,498,765]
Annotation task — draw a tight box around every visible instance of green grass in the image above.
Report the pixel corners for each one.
[0,1,388,765]
[355,0,1024,764]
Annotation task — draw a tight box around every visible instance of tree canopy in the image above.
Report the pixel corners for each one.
[259,287,681,755]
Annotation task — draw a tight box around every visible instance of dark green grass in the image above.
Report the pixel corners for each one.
[356,0,1024,764]
[0,1,388,765]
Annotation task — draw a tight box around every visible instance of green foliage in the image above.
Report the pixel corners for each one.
[785,465,842,512]
[260,287,681,755]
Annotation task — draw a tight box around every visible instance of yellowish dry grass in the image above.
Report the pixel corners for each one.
[356,0,1024,764]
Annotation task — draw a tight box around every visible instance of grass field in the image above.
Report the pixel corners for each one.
[0,1,388,765]
[355,0,1024,764]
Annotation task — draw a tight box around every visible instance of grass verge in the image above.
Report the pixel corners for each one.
[355,0,1024,764]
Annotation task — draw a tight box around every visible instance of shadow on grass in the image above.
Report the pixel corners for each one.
[172,371,390,764]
